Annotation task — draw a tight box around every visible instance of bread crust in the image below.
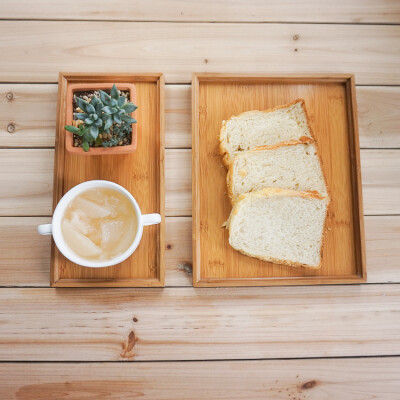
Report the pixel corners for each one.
[219,98,314,167]
[227,188,328,269]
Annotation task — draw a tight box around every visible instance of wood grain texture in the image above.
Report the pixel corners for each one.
[0,22,399,84]
[0,148,398,216]
[193,75,365,286]
[0,217,192,287]
[0,285,399,361]
[357,86,400,148]
[2,84,399,149]
[1,358,400,400]
[361,150,400,214]
[51,74,165,287]
[2,215,399,287]
[1,0,399,23]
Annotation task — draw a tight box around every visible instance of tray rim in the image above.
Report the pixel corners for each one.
[192,72,366,287]
[51,72,165,287]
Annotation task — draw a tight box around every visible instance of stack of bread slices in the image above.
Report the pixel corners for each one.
[220,100,329,268]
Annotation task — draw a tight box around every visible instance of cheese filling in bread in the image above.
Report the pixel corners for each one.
[227,188,328,268]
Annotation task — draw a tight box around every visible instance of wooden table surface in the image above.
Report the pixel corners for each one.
[0,1,400,398]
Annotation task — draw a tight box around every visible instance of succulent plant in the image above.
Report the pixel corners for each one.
[65,84,137,152]
[64,123,95,152]
[73,95,104,138]
[99,84,137,131]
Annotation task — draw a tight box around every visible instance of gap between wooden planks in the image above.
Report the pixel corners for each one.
[0,148,399,216]
[0,216,399,287]
[0,285,399,361]
[1,358,400,400]
[0,22,399,84]
[2,84,400,148]
[1,0,399,23]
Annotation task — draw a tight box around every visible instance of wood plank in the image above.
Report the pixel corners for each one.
[1,0,399,23]
[1,358,400,400]
[0,149,192,217]
[361,150,400,214]
[0,148,397,216]
[0,217,192,287]
[0,22,399,84]
[0,215,397,287]
[0,285,399,360]
[1,84,399,149]
[357,86,400,148]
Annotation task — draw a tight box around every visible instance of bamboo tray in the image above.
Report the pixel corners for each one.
[51,73,165,287]
[192,73,366,287]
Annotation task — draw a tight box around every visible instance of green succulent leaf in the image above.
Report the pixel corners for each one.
[92,114,98,121]
[118,96,126,107]
[91,96,100,106]
[90,125,99,140]
[102,106,112,115]
[64,125,80,133]
[110,84,119,100]
[82,142,90,152]
[95,103,102,114]
[86,103,96,114]
[76,97,89,112]
[123,103,137,113]
[111,99,118,107]
[122,116,137,124]
[113,114,122,124]
[75,113,88,120]
[95,119,103,127]
[104,117,113,131]
[85,118,94,125]
[99,90,111,105]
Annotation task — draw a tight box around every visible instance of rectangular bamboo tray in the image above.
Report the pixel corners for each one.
[51,73,165,287]
[192,73,366,287]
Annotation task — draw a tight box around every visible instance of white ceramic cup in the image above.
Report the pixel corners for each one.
[38,180,161,268]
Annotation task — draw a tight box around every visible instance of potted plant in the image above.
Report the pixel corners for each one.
[64,83,138,154]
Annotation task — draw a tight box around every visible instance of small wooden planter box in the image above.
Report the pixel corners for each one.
[51,73,165,287]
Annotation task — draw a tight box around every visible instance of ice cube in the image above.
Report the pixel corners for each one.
[69,210,93,235]
[62,219,102,258]
[72,197,111,219]
[100,220,124,250]
[109,219,137,257]
[81,189,106,205]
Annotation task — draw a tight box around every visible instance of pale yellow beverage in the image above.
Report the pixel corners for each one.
[61,188,137,260]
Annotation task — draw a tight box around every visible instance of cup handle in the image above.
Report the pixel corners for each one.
[142,213,161,226]
[38,224,52,235]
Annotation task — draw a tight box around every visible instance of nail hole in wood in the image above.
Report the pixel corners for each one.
[6,92,14,101]
[293,34,300,40]
[7,123,15,133]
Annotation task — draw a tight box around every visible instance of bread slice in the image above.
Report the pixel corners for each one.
[227,188,328,268]
[227,137,328,203]
[220,99,313,166]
